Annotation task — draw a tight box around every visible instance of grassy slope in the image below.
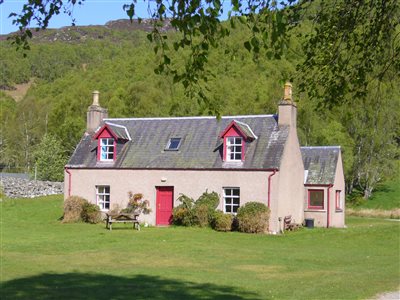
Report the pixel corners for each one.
[349,175,400,210]
[1,196,399,300]
[363,176,400,210]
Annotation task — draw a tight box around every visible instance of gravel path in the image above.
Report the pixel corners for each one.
[370,291,400,300]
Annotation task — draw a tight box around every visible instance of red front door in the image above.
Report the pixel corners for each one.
[156,186,174,225]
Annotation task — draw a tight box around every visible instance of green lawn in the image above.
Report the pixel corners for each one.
[360,176,400,210]
[1,195,399,300]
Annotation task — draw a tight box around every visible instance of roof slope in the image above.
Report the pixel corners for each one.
[67,115,289,170]
[301,146,340,185]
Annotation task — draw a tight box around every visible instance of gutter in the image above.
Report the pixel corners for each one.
[65,167,72,197]
[327,184,333,228]
[267,170,277,208]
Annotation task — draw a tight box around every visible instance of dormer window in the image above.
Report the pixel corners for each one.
[166,138,181,151]
[226,137,242,161]
[94,123,130,162]
[220,120,257,163]
[100,138,115,161]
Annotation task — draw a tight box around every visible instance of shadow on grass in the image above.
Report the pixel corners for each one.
[1,273,262,300]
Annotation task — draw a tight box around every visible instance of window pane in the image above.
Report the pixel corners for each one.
[310,190,324,208]
[225,198,232,204]
[233,206,238,213]
[233,198,239,205]
[226,206,231,213]
[233,189,240,196]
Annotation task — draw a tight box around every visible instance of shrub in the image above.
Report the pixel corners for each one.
[212,210,233,232]
[194,191,220,226]
[196,191,219,210]
[33,134,67,182]
[172,194,196,226]
[236,202,270,233]
[62,196,87,223]
[194,204,209,227]
[81,202,102,224]
[122,192,151,215]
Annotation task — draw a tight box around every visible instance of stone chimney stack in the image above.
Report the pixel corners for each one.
[87,91,108,133]
[278,82,297,128]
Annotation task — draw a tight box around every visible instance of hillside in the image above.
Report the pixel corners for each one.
[0,18,398,199]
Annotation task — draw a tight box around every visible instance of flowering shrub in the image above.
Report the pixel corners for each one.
[122,192,151,215]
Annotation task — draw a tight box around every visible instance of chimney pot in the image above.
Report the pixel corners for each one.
[283,82,292,102]
[92,90,100,106]
[87,90,108,133]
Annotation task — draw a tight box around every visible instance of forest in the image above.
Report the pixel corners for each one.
[0,17,399,200]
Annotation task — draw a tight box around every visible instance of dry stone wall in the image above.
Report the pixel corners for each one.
[1,177,63,198]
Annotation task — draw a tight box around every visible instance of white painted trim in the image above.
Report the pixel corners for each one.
[223,187,240,214]
[301,146,341,149]
[105,122,132,141]
[104,114,275,121]
[234,120,258,140]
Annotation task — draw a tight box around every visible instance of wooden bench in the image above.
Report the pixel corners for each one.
[283,215,301,231]
[106,212,140,231]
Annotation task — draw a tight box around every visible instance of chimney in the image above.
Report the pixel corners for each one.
[87,91,108,133]
[278,82,297,128]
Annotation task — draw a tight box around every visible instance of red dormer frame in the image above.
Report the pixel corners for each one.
[93,124,118,161]
[219,121,247,162]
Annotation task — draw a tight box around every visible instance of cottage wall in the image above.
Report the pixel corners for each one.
[64,168,278,227]
[274,126,305,232]
[330,151,345,228]
[303,156,345,228]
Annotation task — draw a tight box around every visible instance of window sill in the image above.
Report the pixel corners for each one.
[335,209,343,212]
[304,209,326,212]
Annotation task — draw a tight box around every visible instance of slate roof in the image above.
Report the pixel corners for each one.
[301,146,340,185]
[104,122,131,140]
[67,115,289,170]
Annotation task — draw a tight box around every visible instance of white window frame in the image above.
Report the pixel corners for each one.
[166,137,182,151]
[96,185,110,211]
[223,187,240,214]
[100,138,114,161]
[335,190,343,211]
[226,137,242,161]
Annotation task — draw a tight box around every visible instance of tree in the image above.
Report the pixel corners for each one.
[33,134,67,181]
[4,0,399,114]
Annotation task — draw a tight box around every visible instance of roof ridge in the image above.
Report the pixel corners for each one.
[104,114,275,121]
[301,146,341,149]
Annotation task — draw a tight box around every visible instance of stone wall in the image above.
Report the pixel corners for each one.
[1,177,63,198]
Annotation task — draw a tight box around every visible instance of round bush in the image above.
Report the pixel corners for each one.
[236,202,270,233]
[212,210,233,232]
[81,202,102,224]
[63,196,87,223]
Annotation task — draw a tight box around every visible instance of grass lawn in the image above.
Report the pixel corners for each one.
[1,195,399,300]
[360,176,400,210]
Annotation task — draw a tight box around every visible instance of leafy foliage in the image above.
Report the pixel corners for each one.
[33,134,67,182]
[81,202,102,224]
[236,202,270,233]
[194,190,220,226]
[173,191,221,227]
[1,3,398,199]
[172,194,197,226]
[122,192,152,215]
[211,210,233,232]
